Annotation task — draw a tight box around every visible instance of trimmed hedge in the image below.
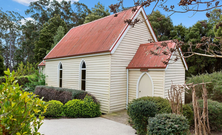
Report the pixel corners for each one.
[63,95,101,118]
[0,76,30,88]
[43,100,63,118]
[130,96,171,114]
[148,113,189,135]
[34,86,86,104]
[190,99,222,131]
[127,100,157,135]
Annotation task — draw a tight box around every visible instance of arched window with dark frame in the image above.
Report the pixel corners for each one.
[59,63,63,87]
[80,61,86,90]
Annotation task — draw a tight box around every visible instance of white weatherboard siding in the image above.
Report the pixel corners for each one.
[128,70,165,103]
[164,51,186,102]
[110,12,153,112]
[45,54,111,113]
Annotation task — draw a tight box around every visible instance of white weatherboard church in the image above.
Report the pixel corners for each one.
[39,6,188,113]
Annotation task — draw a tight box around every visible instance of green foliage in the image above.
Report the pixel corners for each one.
[63,95,101,118]
[0,55,5,76]
[182,104,194,126]
[15,61,37,76]
[148,113,189,135]
[186,71,222,103]
[127,100,157,135]
[148,10,173,41]
[63,99,83,118]
[130,96,171,114]
[84,2,110,24]
[34,14,67,62]
[43,100,63,118]
[0,69,47,135]
[24,71,46,92]
[182,21,217,77]
[0,76,30,88]
[82,95,101,117]
[170,24,188,41]
[190,99,222,131]
[52,26,65,47]
[26,1,91,29]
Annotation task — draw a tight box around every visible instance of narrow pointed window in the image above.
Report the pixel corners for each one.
[59,63,63,87]
[81,61,86,90]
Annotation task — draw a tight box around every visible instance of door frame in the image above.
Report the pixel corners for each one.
[136,72,154,98]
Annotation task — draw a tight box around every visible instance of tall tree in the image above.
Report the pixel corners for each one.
[84,2,110,24]
[46,26,65,54]
[19,20,39,63]
[26,0,91,29]
[170,24,188,41]
[0,9,23,70]
[183,21,217,77]
[34,15,67,62]
[148,10,173,41]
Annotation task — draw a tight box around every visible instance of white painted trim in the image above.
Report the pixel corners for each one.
[126,69,129,108]
[110,25,131,54]
[45,52,110,62]
[136,72,154,98]
[141,8,158,42]
[79,60,86,90]
[178,48,188,70]
[58,62,62,87]
[110,7,142,54]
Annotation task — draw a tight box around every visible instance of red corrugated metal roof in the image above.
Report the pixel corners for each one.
[44,7,141,60]
[39,60,45,66]
[127,40,176,69]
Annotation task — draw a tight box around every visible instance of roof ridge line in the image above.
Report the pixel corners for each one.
[69,7,135,31]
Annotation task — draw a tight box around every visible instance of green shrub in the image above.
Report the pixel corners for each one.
[63,95,101,118]
[130,96,171,114]
[15,61,37,76]
[190,99,222,131]
[44,100,63,118]
[127,100,157,135]
[0,69,47,135]
[24,71,46,92]
[186,71,222,103]
[0,76,30,88]
[182,104,194,126]
[76,92,100,104]
[148,113,189,135]
[82,95,101,117]
[63,99,84,118]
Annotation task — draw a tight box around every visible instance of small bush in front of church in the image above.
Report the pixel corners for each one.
[148,113,189,135]
[81,95,101,117]
[63,99,84,118]
[43,100,63,118]
[130,96,171,114]
[127,100,157,135]
[63,96,101,118]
